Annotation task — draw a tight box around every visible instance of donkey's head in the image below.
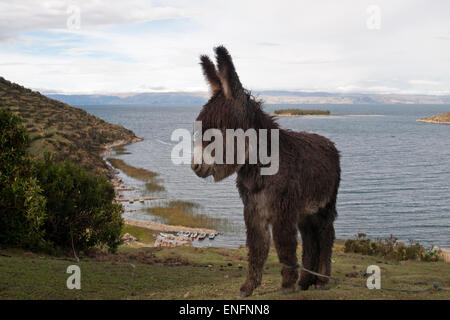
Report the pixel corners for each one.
[191,46,275,181]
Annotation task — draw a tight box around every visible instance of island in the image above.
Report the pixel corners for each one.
[417,112,450,125]
[273,108,331,116]
[271,108,379,117]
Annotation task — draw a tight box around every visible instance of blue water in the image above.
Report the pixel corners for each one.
[80,104,450,248]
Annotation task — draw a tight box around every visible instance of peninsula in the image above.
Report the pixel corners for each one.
[417,112,450,125]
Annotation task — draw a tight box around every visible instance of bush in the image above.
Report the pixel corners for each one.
[0,109,124,253]
[34,154,123,253]
[344,234,440,262]
[0,109,47,248]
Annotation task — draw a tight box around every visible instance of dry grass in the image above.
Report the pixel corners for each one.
[146,200,227,230]
[418,112,450,124]
[107,158,165,193]
[112,145,132,155]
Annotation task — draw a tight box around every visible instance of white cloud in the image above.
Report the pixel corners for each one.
[0,0,189,40]
[0,0,449,94]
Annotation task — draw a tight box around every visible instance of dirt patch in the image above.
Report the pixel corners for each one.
[83,248,193,266]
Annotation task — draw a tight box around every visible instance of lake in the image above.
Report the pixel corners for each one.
[80,104,450,248]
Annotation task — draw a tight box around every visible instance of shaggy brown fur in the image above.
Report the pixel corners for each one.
[191,46,341,297]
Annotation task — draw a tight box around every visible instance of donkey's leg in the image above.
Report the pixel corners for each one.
[240,207,271,298]
[298,222,319,290]
[315,217,335,289]
[272,220,299,294]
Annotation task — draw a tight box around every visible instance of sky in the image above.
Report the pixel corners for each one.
[0,0,449,95]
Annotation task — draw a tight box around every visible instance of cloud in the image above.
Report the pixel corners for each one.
[409,80,441,86]
[0,0,449,94]
[0,0,189,41]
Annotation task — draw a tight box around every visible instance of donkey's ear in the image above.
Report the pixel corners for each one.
[200,55,221,95]
[214,46,243,99]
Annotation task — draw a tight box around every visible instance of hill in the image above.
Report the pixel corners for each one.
[0,77,140,177]
[417,112,450,124]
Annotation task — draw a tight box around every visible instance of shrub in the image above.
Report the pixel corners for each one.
[0,109,124,253]
[0,109,47,248]
[344,234,439,262]
[34,154,123,253]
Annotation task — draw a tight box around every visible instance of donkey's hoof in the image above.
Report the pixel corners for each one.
[282,286,296,295]
[239,290,252,298]
[298,284,310,291]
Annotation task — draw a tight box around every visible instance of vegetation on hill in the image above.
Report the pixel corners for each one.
[0,109,123,253]
[418,112,450,124]
[0,77,140,177]
[0,109,47,248]
[34,154,123,253]
[274,108,330,116]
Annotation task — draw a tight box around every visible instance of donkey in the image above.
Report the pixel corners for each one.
[191,46,340,297]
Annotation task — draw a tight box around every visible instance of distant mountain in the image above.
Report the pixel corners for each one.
[0,77,139,177]
[46,90,450,105]
[47,92,208,105]
[258,91,450,105]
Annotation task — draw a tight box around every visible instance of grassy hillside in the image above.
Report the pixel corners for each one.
[418,112,450,124]
[0,77,140,177]
[0,231,449,300]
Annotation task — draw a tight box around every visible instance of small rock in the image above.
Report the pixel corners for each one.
[121,233,137,243]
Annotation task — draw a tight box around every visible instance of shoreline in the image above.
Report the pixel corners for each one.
[124,218,218,235]
[416,119,450,125]
[103,136,220,237]
[100,136,144,158]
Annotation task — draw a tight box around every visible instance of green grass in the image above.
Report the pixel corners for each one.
[1,240,449,300]
[122,225,159,244]
[274,109,330,116]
